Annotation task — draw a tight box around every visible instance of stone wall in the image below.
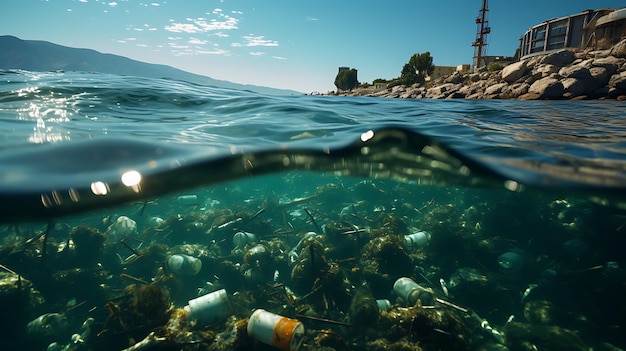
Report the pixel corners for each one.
[337,39,626,101]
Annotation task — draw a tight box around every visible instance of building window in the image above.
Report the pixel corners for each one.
[534,29,546,39]
[547,35,565,50]
[550,24,567,36]
[530,39,545,53]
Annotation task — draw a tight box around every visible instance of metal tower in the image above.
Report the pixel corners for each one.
[471,0,490,70]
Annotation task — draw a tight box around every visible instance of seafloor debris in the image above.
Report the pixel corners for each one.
[0,177,625,350]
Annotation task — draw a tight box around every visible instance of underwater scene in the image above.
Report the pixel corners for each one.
[1,71,626,351]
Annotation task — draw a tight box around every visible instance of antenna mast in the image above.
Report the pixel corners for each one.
[471,0,490,71]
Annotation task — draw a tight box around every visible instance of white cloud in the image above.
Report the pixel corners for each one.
[189,38,208,45]
[79,0,88,3]
[250,52,265,56]
[165,17,238,33]
[165,23,201,33]
[197,17,239,31]
[230,43,242,47]
[151,2,160,6]
[306,17,319,21]
[108,2,118,7]
[213,32,229,38]
[272,56,287,60]
[137,44,148,47]
[197,48,231,55]
[242,35,279,47]
[169,43,190,49]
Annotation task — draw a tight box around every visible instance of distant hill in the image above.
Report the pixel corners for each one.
[0,35,301,96]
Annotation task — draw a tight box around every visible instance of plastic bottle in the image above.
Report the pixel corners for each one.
[393,277,433,305]
[27,313,68,338]
[184,289,233,326]
[404,231,431,249]
[245,244,271,268]
[376,299,392,312]
[247,309,304,351]
[177,195,199,206]
[167,254,202,276]
[233,231,257,248]
[288,232,318,265]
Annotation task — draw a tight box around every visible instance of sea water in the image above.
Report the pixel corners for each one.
[1,70,626,350]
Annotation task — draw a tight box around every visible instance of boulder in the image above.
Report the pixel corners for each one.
[446,91,466,99]
[588,49,613,59]
[561,78,587,97]
[591,56,623,75]
[527,56,542,69]
[541,50,575,67]
[537,64,560,77]
[524,72,542,85]
[588,86,609,99]
[590,66,611,87]
[399,88,423,99]
[444,71,465,84]
[501,60,527,83]
[558,65,591,80]
[458,83,481,96]
[484,82,508,95]
[501,83,529,99]
[518,92,542,100]
[391,85,406,93]
[609,72,626,90]
[425,85,447,99]
[610,39,626,58]
[529,77,564,99]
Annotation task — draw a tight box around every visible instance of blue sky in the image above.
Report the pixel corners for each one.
[2,1,625,93]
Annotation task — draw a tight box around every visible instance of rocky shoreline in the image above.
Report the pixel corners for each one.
[334,39,626,101]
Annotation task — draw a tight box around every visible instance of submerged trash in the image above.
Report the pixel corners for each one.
[166,253,203,276]
[26,313,68,339]
[184,289,233,326]
[248,309,304,351]
[393,277,434,306]
[497,251,524,272]
[404,231,431,249]
[1,170,624,351]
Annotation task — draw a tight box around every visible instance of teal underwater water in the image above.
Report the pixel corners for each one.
[1,70,626,351]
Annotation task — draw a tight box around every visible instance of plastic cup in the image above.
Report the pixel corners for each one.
[393,277,433,305]
[107,215,137,237]
[184,289,233,325]
[404,231,431,249]
[147,216,164,228]
[247,309,304,351]
[167,254,202,276]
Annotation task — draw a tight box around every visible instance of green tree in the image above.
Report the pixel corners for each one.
[334,67,359,91]
[400,52,434,86]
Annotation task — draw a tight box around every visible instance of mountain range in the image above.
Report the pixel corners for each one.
[0,35,300,96]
